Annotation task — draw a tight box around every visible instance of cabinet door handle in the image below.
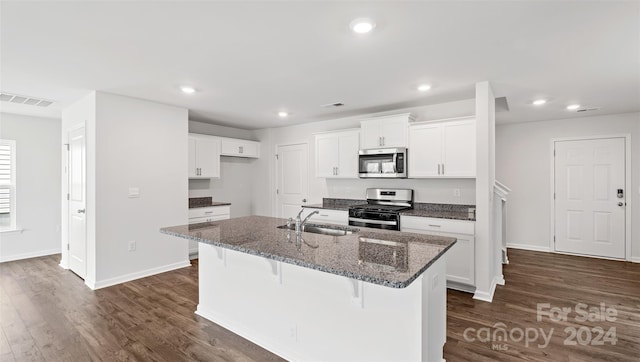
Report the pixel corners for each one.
[204,211,214,214]
[428,224,442,227]
[239,146,243,154]
[437,164,441,175]
[336,166,339,175]
[382,136,385,146]
[442,163,445,174]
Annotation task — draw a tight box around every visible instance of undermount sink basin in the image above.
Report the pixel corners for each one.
[277,223,359,236]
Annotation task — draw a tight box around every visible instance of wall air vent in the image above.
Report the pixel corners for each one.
[575,107,600,113]
[321,102,345,108]
[0,92,54,107]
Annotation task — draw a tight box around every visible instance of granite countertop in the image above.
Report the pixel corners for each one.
[161,216,456,289]
[400,203,476,221]
[303,198,367,211]
[189,197,231,209]
[303,198,476,221]
[189,201,232,209]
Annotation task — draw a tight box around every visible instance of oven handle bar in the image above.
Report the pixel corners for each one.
[348,217,397,226]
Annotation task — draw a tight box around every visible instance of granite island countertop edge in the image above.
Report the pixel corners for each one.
[160,225,456,289]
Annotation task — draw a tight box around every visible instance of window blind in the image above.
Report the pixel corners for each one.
[0,141,13,214]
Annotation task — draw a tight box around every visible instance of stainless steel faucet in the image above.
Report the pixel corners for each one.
[295,208,319,233]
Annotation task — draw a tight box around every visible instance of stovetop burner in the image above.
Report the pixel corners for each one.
[349,204,411,213]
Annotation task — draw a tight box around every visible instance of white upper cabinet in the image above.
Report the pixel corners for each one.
[360,113,413,149]
[189,134,220,179]
[315,129,360,178]
[409,117,476,178]
[220,138,260,158]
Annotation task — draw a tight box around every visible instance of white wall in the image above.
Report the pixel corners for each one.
[0,113,61,262]
[496,112,640,261]
[92,92,189,288]
[188,120,257,217]
[252,99,477,216]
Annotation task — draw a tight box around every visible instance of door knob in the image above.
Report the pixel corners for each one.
[302,199,307,203]
[77,209,86,214]
[618,202,624,207]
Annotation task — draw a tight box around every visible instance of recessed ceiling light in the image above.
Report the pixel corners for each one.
[567,104,580,110]
[278,111,288,118]
[532,99,547,105]
[350,18,375,34]
[417,84,431,92]
[180,86,196,94]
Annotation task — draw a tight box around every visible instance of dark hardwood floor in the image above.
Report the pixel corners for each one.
[444,249,640,362]
[1,249,638,361]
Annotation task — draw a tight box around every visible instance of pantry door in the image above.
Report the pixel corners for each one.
[68,125,87,278]
[554,137,626,259]
[276,143,309,219]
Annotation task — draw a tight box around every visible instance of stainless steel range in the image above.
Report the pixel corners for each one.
[348,188,413,230]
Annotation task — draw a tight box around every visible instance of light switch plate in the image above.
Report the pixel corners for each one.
[128,187,140,198]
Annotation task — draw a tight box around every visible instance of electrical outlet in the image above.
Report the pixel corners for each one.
[453,189,461,197]
[128,240,136,252]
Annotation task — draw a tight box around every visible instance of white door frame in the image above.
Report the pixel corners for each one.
[274,142,309,218]
[60,122,86,270]
[549,134,632,261]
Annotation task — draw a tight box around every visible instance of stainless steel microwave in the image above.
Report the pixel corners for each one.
[358,147,407,178]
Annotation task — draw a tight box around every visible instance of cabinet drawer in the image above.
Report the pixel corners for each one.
[401,216,474,235]
[303,208,348,225]
[189,205,231,219]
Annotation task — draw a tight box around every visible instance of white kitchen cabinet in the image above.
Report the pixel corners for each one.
[189,134,220,179]
[401,215,475,291]
[408,117,475,178]
[360,113,414,149]
[220,137,260,158]
[315,129,360,178]
[188,205,231,257]
[300,208,348,225]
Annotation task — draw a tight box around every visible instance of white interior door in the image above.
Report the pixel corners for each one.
[276,143,308,219]
[554,137,626,259]
[68,126,86,278]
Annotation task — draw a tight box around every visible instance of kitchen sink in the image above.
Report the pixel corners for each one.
[277,223,359,236]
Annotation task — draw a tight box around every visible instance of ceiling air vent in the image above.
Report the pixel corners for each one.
[0,92,54,107]
[321,102,345,108]
[575,107,600,113]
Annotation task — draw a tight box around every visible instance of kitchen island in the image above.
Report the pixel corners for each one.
[161,215,455,362]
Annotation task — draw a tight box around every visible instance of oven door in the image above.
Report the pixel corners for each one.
[348,210,400,230]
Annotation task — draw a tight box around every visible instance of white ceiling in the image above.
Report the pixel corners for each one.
[1,1,638,129]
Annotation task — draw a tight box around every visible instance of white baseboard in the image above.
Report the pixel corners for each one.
[446,281,475,294]
[0,248,61,263]
[89,260,191,290]
[473,275,503,303]
[630,257,640,263]
[506,243,551,253]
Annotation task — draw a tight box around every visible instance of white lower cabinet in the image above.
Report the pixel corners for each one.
[300,208,348,225]
[188,205,231,257]
[401,215,475,292]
